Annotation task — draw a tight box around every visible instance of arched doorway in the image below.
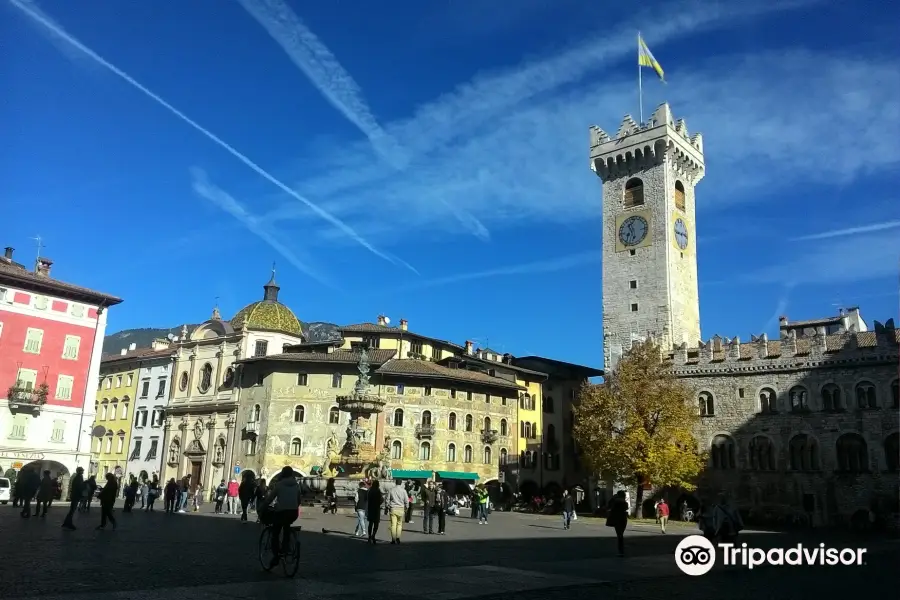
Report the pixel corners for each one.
[22,460,70,501]
[518,480,539,501]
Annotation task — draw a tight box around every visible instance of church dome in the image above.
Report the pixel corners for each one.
[229,271,303,337]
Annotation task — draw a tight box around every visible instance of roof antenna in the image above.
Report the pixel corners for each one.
[30,235,43,261]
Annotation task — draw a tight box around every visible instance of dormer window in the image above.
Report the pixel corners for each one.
[363,335,380,349]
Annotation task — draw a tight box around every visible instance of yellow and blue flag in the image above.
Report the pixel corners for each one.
[638,35,665,82]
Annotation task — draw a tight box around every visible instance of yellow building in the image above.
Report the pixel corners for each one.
[232,317,522,493]
[93,346,143,478]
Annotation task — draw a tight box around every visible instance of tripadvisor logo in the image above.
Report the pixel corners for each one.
[675,535,867,576]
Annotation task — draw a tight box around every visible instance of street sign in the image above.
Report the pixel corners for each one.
[233,466,241,474]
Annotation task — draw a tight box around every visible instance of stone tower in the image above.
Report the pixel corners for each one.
[589,103,705,370]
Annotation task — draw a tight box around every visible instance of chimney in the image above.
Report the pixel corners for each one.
[377,315,387,326]
[128,342,137,351]
[35,257,53,277]
[3,247,13,260]
[778,315,788,326]
[120,348,127,356]
[151,338,171,351]
[399,319,408,331]
[465,340,474,355]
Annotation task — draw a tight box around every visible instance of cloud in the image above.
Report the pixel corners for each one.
[190,168,334,287]
[8,0,413,272]
[760,284,793,332]
[791,220,900,242]
[390,251,601,291]
[746,229,900,286]
[236,0,490,241]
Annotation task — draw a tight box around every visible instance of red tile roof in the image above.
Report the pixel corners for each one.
[0,259,122,305]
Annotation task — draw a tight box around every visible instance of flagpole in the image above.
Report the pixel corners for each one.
[637,32,644,124]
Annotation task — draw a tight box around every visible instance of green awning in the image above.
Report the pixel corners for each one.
[436,471,479,481]
[391,470,433,479]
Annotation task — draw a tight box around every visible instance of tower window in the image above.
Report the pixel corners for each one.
[674,181,686,211]
[629,280,638,289]
[623,178,644,208]
[629,249,636,256]
[631,303,638,312]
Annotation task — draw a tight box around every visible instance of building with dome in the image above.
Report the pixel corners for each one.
[158,271,304,492]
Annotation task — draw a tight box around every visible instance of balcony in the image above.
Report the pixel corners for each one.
[415,423,436,439]
[481,429,499,445]
[6,383,48,414]
[244,421,259,437]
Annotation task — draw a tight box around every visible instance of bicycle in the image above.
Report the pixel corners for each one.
[258,523,301,577]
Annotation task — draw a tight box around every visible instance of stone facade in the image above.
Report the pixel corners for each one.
[591,103,704,370]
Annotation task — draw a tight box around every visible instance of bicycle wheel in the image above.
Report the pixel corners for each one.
[258,527,276,572]
[281,529,301,578]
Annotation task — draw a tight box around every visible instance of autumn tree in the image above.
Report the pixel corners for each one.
[572,339,705,516]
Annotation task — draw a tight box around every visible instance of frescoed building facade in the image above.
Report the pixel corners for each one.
[0,246,121,492]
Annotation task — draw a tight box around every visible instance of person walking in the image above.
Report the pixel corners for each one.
[214,480,227,514]
[403,483,415,524]
[35,470,54,518]
[353,481,369,537]
[226,478,239,515]
[254,478,269,523]
[96,473,118,530]
[239,473,254,522]
[387,481,410,544]
[62,467,85,530]
[18,467,40,518]
[657,498,670,534]
[422,481,436,534]
[164,478,178,513]
[366,480,383,544]
[561,490,575,530]
[606,491,629,557]
[435,483,448,535]
[146,477,159,511]
[476,485,489,524]
[140,479,149,510]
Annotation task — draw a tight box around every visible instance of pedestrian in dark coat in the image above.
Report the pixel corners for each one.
[96,473,118,530]
[606,491,629,557]
[365,480,383,544]
[62,467,85,530]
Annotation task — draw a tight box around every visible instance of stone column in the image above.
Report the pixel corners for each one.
[160,416,174,483]
[215,343,226,391]
[224,413,237,481]
[177,417,189,479]
[203,415,218,496]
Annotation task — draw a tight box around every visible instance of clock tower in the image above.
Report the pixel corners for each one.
[589,103,705,370]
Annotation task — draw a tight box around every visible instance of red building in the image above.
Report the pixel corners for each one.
[0,246,121,489]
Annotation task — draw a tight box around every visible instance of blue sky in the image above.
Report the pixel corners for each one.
[3,0,899,368]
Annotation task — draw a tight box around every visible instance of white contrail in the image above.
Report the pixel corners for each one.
[235,0,490,241]
[8,0,414,272]
[791,220,900,241]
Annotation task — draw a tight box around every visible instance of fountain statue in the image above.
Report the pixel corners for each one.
[334,349,387,476]
[320,431,340,478]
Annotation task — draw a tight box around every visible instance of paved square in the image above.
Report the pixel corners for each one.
[0,504,890,599]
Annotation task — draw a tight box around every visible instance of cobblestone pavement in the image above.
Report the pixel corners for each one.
[1,504,891,599]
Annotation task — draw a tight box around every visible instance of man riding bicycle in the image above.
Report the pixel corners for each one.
[260,466,302,568]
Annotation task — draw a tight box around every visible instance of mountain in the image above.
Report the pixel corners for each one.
[102,322,341,355]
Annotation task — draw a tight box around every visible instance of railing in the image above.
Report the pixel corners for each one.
[6,384,48,411]
[481,429,499,444]
[245,421,259,434]
[415,423,436,438]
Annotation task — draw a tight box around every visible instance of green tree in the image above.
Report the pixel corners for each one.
[573,339,705,516]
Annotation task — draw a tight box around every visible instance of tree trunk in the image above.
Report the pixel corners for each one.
[634,475,645,518]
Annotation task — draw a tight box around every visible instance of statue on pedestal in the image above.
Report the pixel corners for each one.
[320,431,340,478]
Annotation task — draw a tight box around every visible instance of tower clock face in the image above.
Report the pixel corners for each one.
[618,215,649,247]
[674,218,689,250]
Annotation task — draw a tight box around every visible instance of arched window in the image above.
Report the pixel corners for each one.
[500,448,508,465]
[884,433,899,472]
[698,392,714,416]
[421,410,432,426]
[674,180,686,211]
[110,401,118,421]
[393,408,404,427]
[250,404,261,422]
[483,446,492,464]
[758,388,776,413]
[891,380,899,409]
[544,396,554,412]
[465,414,473,432]
[120,401,129,420]
[328,407,340,424]
[546,424,556,443]
[448,412,457,430]
[855,381,877,409]
[419,442,431,461]
[789,386,808,412]
[446,443,456,462]
[332,373,342,388]
[391,440,402,460]
[293,405,305,423]
[463,445,473,463]
[821,384,842,411]
[520,393,533,411]
[290,438,302,455]
[624,177,644,207]
[246,437,257,455]
[748,436,776,471]
[483,416,492,431]
[198,363,213,393]
[788,434,819,471]
[835,433,868,473]
[710,435,735,469]
[500,419,508,436]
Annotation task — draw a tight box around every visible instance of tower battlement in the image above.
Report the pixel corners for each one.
[590,103,704,184]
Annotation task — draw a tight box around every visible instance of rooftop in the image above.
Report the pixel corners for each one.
[377,358,523,391]
[0,248,122,306]
[339,320,464,351]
